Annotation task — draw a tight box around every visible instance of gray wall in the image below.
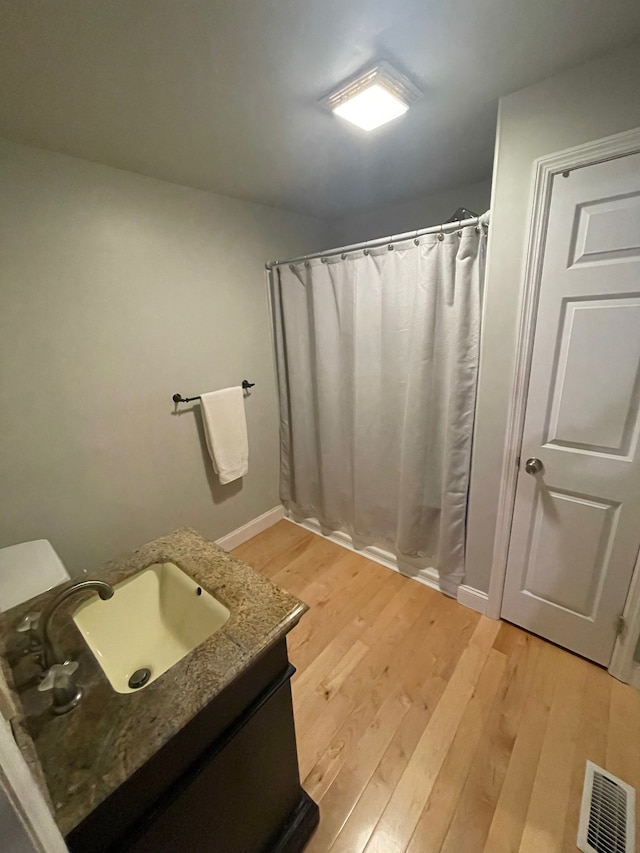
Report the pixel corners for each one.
[333,178,492,246]
[0,139,330,575]
[465,40,640,592]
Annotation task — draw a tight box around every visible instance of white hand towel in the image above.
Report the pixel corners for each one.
[200,387,249,484]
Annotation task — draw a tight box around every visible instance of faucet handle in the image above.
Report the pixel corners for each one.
[38,660,78,690]
[16,612,43,656]
[38,661,83,715]
[16,612,40,633]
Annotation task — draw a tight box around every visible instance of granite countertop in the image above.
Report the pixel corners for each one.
[0,528,307,837]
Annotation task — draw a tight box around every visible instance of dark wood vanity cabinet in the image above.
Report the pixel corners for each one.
[66,641,318,853]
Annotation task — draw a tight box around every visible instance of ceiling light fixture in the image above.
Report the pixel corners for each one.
[323,60,421,132]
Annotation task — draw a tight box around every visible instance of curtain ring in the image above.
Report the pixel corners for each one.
[388,243,394,251]
[289,264,295,270]
[341,253,347,260]
[304,260,310,267]
[321,257,328,263]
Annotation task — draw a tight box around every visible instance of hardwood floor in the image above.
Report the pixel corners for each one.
[232,520,640,853]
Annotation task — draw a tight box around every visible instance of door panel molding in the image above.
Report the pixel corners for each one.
[570,191,640,266]
[543,296,640,457]
[520,486,619,619]
[487,127,640,643]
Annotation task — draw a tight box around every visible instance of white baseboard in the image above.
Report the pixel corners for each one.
[215,505,285,551]
[219,508,487,609]
[457,584,489,615]
[285,515,442,594]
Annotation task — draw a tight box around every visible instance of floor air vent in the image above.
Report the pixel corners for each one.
[578,761,635,853]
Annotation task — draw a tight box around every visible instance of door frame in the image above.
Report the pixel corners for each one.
[486,126,640,675]
[0,714,67,852]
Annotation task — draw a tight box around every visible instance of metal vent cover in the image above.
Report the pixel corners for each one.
[578,761,635,853]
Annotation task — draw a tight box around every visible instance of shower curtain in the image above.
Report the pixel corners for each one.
[270,226,485,595]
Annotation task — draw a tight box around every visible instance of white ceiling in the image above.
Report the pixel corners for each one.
[1,1,640,218]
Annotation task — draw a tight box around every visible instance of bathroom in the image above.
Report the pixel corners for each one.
[1,2,640,851]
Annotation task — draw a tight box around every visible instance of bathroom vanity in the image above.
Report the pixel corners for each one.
[0,529,318,852]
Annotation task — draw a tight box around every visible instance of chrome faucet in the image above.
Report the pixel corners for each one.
[39,580,114,669]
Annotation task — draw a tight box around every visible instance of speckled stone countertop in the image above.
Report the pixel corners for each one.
[0,528,307,837]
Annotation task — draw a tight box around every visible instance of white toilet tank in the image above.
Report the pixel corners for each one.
[0,540,70,612]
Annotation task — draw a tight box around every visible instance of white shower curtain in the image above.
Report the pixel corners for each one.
[270,227,485,595]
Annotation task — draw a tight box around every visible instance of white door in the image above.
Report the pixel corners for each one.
[502,151,640,666]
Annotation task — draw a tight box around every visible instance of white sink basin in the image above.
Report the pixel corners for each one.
[73,562,230,693]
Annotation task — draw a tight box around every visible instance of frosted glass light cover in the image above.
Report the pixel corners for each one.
[332,83,409,131]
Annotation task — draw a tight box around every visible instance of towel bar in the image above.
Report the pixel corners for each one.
[172,380,255,404]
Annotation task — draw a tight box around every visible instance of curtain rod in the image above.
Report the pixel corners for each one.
[265,210,490,270]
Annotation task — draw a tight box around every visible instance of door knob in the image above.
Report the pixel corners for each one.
[525,457,544,475]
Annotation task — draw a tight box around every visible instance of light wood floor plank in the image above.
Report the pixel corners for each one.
[319,594,476,852]
[230,524,640,853]
[296,591,433,778]
[607,677,640,851]
[405,648,507,853]
[561,661,611,852]
[304,681,415,853]
[287,557,388,671]
[304,584,474,809]
[362,618,502,853]
[290,576,410,700]
[231,519,312,574]
[270,535,364,596]
[438,628,537,853]
[328,611,480,853]
[482,638,556,853]
[518,649,588,853]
